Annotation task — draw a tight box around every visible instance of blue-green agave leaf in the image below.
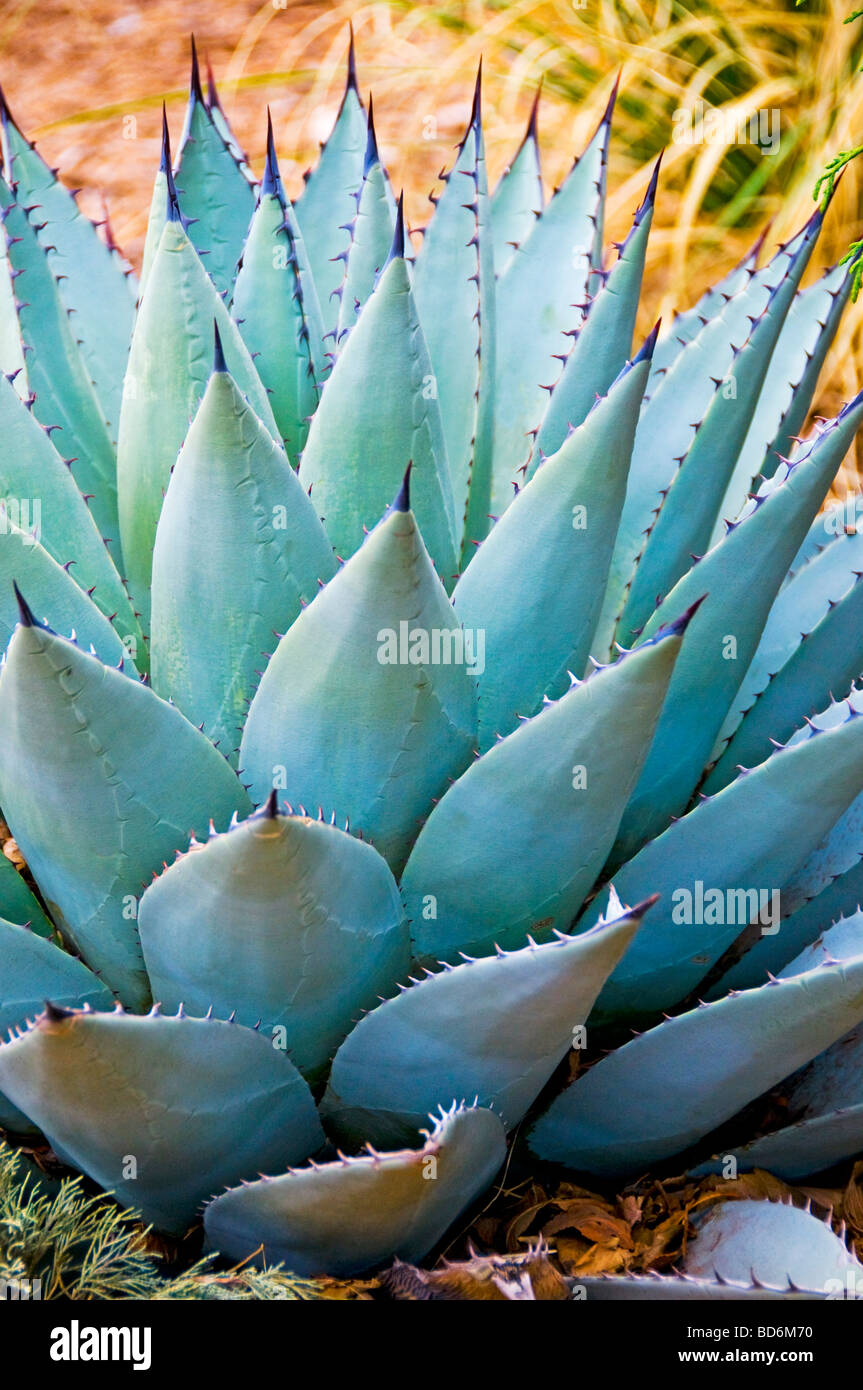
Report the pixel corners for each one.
[404,615,688,966]
[335,96,396,343]
[713,261,852,541]
[582,701,863,1018]
[610,389,863,865]
[150,347,335,763]
[0,1005,324,1234]
[529,955,863,1176]
[0,373,139,645]
[0,920,114,1131]
[293,39,367,340]
[594,216,821,663]
[203,1102,505,1276]
[172,43,256,297]
[0,612,251,1009]
[297,226,457,586]
[414,72,496,560]
[0,172,119,547]
[231,115,325,465]
[576,1272,821,1301]
[705,572,863,794]
[0,849,53,941]
[712,525,863,759]
[116,206,278,628]
[530,161,657,466]
[321,900,648,1150]
[491,88,614,518]
[787,496,856,578]
[616,214,819,644]
[0,90,137,438]
[138,798,409,1081]
[490,88,543,275]
[239,480,475,875]
[682,1201,861,1292]
[452,344,651,748]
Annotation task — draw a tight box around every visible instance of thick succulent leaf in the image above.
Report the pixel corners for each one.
[138,802,409,1080]
[0,920,113,1131]
[787,496,856,578]
[0,1006,324,1234]
[293,57,366,340]
[682,1201,861,1292]
[116,214,278,628]
[452,347,650,748]
[610,389,863,866]
[173,66,256,297]
[594,216,821,662]
[0,618,251,1008]
[298,246,457,586]
[240,491,475,875]
[413,81,496,559]
[150,358,335,762]
[530,164,657,465]
[321,902,646,1150]
[696,914,863,1179]
[645,233,763,397]
[491,94,612,518]
[0,374,139,645]
[0,95,136,438]
[713,261,851,541]
[335,100,396,342]
[0,526,130,670]
[231,127,325,465]
[490,92,543,275]
[581,703,863,1018]
[712,525,863,758]
[705,573,863,793]
[0,174,119,547]
[528,955,863,1176]
[204,1103,505,1276]
[403,619,686,966]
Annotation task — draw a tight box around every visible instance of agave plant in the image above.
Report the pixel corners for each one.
[1,34,863,1294]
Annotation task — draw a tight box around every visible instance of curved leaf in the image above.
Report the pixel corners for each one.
[0,93,137,438]
[335,98,396,342]
[139,799,409,1080]
[610,389,863,866]
[529,956,863,1176]
[491,92,613,518]
[413,77,496,558]
[322,901,647,1150]
[231,121,325,465]
[490,92,543,275]
[116,209,277,629]
[239,484,476,875]
[530,163,657,465]
[204,1103,505,1276]
[0,613,250,1008]
[403,616,688,966]
[452,346,651,748]
[150,352,335,762]
[682,1201,861,1291]
[297,237,457,586]
[0,1005,323,1234]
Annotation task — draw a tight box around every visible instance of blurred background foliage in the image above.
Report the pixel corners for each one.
[1,0,861,473]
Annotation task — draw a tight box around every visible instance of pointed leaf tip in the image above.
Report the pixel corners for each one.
[387,191,405,263]
[43,999,74,1023]
[526,78,542,143]
[633,319,661,364]
[212,319,228,374]
[467,57,482,136]
[346,22,358,96]
[12,581,42,630]
[205,53,221,113]
[262,108,282,199]
[655,592,707,639]
[603,70,621,125]
[264,787,279,819]
[643,151,663,209]
[390,463,412,514]
[189,34,205,106]
[364,93,379,175]
[160,102,171,174]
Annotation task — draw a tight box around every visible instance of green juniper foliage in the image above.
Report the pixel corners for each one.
[2,34,863,1298]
